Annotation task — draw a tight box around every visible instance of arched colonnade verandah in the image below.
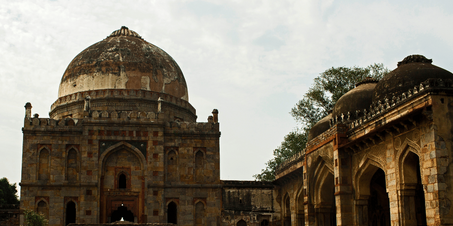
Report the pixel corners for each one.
[279,140,429,226]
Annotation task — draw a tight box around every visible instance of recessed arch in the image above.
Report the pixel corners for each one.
[354,158,385,199]
[354,160,390,225]
[36,199,49,219]
[38,148,50,181]
[166,149,178,182]
[398,147,427,225]
[194,201,205,226]
[66,148,79,182]
[195,150,205,183]
[99,141,146,177]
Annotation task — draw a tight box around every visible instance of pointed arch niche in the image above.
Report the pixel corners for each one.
[66,147,79,182]
[38,147,50,181]
[194,148,206,183]
[166,148,179,182]
[194,201,205,226]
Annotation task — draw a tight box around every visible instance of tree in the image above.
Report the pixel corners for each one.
[254,64,389,181]
[0,177,19,205]
[253,131,306,181]
[23,210,48,226]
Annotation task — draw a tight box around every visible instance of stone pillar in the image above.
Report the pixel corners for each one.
[334,148,354,226]
[385,140,400,226]
[354,199,369,226]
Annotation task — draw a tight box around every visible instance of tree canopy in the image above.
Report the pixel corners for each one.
[254,63,389,181]
[0,177,19,205]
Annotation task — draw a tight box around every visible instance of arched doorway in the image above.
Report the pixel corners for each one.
[368,169,390,225]
[400,151,426,225]
[315,172,335,226]
[65,201,76,225]
[99,143,145,223]
[167,201,177,224]
[237,219,247,226]
[111,204,134,222]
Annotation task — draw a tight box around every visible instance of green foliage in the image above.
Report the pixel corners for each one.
[253,131,307,181]
[254,63,389,181]
[291,63,389,129]
[23,209,48,226]
[0,177,19,205]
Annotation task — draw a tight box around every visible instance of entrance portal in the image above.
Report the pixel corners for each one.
[111,204,134,222]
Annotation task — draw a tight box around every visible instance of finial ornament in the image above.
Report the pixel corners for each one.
[108,26,143,39]
[397,55,432,67]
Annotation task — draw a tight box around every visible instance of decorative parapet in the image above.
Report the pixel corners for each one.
[330,78,453,132]
[24,116,82,128]
[50,89,196,114]
[164,121,220,135]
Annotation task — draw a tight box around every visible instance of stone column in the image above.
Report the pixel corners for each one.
[334,148,354,226]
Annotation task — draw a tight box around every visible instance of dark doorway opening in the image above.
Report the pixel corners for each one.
[368,169,391,226]
[111,204,134,222]
[119,174,126,189]
[65,201,76,226]
[237,219,247,226]
[167,201,177,224]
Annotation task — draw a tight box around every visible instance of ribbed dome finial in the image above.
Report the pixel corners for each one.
[107,26,143,39]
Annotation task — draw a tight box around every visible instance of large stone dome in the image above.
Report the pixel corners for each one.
[50,27,196,121]
[373,55,453,102]
[58,26,188,101]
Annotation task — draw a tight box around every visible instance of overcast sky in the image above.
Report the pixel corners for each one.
[1,0,453,190]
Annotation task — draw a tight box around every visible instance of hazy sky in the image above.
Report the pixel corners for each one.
[1,0,453,189]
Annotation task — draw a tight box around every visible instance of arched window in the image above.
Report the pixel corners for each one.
[194,202,205,226]
[195,151,204,183]
[167,201,177,224]
[38,149,50,181]
[167,150,178,182]
[66,149,78,182]
[65,201,76,226]
[37,200,49,219]
[118,173,127,189]
[237,219,247,226]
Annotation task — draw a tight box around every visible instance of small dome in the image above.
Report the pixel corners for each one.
[308,113,332,141]
[58,26,188,101]
[373,55,453,102]
[332,77,378,120]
